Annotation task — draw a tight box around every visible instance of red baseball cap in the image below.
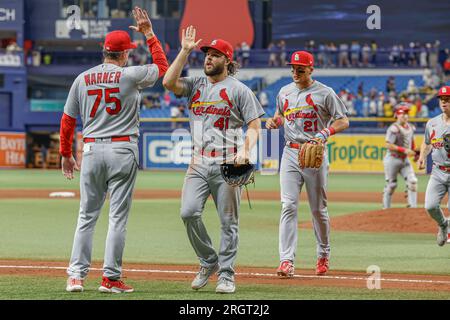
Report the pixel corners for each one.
[104,30,137,52]
[200,39,234,61]
[438,86,450,97]
[394,104,410,116]
[287,51,314,67]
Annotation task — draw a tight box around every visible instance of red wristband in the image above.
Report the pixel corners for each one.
[328,127,336,135]
[397,146,406,153]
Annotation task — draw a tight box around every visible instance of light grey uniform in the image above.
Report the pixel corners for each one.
[179,76,264,279]
[276,81,347,262]
[382,122,418,208]
[424,115,450,227]
[65,62,159,280]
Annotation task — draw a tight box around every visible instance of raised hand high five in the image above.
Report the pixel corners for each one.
[129,6,154,38]
[181,25,202,53]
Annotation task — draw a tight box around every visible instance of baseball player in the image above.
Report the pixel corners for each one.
[418,85,450,246]
[61,7,168,293]
[163,26,264,294]
[265,51,349,277]
[382,104,418,209]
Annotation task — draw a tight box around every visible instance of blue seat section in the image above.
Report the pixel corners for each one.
[139,75,425,118]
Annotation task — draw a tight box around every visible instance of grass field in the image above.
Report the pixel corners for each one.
[0,170,449,300]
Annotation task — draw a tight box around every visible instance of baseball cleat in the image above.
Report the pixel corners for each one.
[437,220,449,247]
[316,257,329,275]
[98,277,134,293]
[191,263,219,290]
[215,275,236,294]
[277,260,294,278]
[66,277,84,292]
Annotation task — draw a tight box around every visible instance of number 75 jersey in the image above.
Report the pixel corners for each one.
[64,63,159,138]
[277,81,348,143]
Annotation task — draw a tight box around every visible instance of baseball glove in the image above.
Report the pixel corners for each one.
[220,163,255,187]
[298,139,325,169]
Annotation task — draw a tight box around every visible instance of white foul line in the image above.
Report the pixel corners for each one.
[1,265,450,285]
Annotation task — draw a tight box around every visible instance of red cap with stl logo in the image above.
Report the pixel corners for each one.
[104,30,137,52]
[200,39,234,61]
[438,86,450,97]
[394,104,410,117]
[287,51,314,67]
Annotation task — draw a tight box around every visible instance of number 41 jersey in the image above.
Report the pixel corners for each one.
[64,63,159,138]
[277,81,348,143]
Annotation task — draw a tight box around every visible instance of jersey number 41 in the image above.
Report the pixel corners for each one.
[88,88,122,117]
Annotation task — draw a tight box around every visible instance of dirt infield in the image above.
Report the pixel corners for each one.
[0,189,443,204]
[1,259,450,292]
[300,208,447,234]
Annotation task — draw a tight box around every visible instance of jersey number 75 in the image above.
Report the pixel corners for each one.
[88,88,122,117]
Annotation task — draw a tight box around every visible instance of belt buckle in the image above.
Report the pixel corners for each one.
[98,137,111,143]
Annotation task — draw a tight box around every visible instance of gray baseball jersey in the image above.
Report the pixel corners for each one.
[178,75,264,279]
[424,115,450,228]
[180,76,265,163]
[277,81,347,143]
[424,115,450,167]
[64,63,159,138]
[66,62,159,281]
[277,80,347,263]
[382,122,418,209]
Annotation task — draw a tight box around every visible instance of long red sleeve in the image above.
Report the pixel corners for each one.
[59,113,77,158]
[147,36,169,78]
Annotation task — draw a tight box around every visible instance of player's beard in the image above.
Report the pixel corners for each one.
[204,63,225,76]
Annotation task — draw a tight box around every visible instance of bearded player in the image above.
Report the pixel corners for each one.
[266,51,349,277]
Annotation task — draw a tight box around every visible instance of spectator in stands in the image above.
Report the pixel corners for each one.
[338,43,349,67]
[162,90,171,108]
[390,44,400,66]
[43,53,52,65]
[416,98,429,118]
[376,92,385,117]
[317,43,327,67]
[361,43,371,67]
[339,89,356,116]
[268,42,278,67]
[357,82,364,99]
[170,103,186,129]
[407,79,418,94]
[327,42,337,67]
[362,96,370,117]
[419,45,428,68]
[386,76,396,94]
[278,40,287,65]
[383,100,394,118]
[241,41,250,67]
[444,56,450,80]
[6,41,22,53]
[429,40,440,69]
[258,91,269,109]
[407,42,417,67]
[350,41,361,67]
[371,40,377,64]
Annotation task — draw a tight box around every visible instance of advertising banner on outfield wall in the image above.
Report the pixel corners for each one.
[143,132,263,170]
[0,132,25,168]
[327,134,424,173]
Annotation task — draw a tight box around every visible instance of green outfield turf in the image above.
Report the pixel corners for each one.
[0,199,446,275]
[1,276,447,300]
[0,169,431,192]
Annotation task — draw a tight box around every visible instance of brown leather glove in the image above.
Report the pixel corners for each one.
[298,139,325,169]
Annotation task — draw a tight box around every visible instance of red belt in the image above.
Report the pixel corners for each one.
[287,142,303,149]
[200,147,237,157]
[83,136,131,143]
[391,153,407,159]
[439,166,450,173]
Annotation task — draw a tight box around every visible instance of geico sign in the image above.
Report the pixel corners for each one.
[148,140,191,164]
[0,8,15,21]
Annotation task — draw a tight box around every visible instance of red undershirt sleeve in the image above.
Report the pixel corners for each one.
[59,113,77,158]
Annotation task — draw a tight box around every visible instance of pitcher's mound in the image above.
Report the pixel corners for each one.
[300,208,448,234]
